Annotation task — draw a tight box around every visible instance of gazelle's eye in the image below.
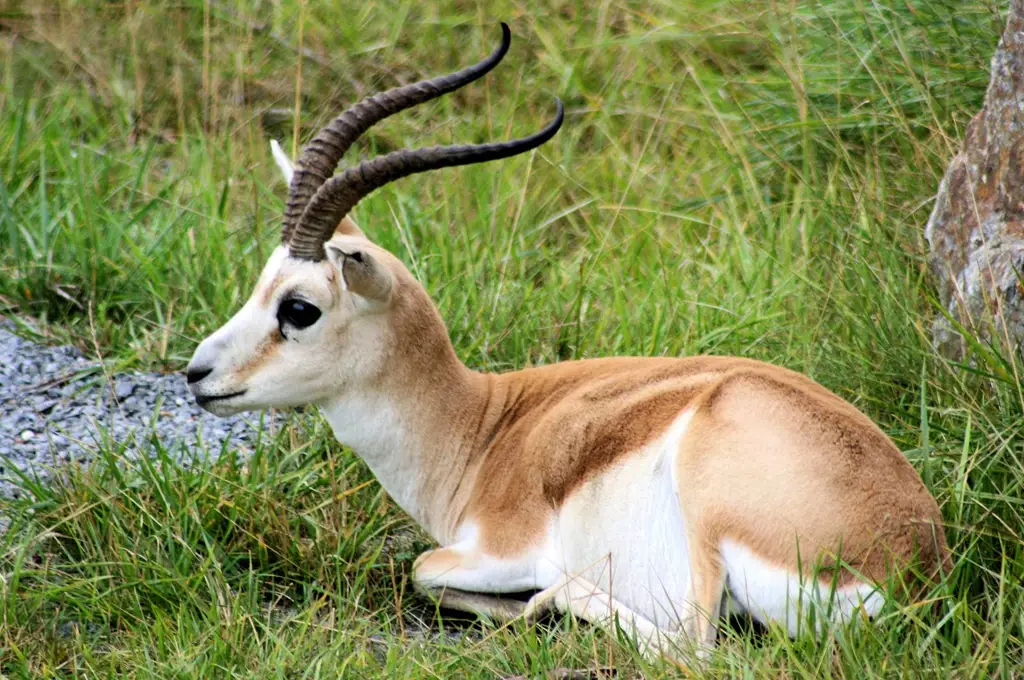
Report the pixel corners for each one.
[277,299,321,329]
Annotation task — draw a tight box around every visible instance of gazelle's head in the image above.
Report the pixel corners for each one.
[187,23,562,416]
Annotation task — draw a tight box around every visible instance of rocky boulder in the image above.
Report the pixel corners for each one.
[926,0,1024,360]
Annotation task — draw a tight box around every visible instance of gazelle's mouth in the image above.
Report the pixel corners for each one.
[195,390,247,407]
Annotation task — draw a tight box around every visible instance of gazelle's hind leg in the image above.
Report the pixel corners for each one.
[679,531,728,653]
[720,539,886,636]
[522,574,695,661]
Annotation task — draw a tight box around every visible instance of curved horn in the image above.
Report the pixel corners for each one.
[281,23,512,244]
[289,99,564,261]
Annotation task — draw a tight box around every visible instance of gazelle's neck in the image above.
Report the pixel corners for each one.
[319,345,492,545]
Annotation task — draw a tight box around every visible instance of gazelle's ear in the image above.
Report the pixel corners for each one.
[270,140,294,184]
[325,244,393,304]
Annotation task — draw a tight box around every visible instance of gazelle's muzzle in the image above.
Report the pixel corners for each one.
[185,321,250,414]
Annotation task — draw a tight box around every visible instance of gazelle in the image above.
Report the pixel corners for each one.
[187,23,948,660]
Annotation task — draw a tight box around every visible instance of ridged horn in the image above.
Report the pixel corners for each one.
[289,99,564,261]
[280,23,512,244]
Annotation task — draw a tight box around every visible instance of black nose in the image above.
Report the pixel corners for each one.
[186,366,213,384]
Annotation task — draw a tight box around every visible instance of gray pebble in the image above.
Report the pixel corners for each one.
[33,397,58,413]
[114,379,135,399]
[0,319,279,499]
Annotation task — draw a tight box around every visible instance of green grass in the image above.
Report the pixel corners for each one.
[1,0,1022,676]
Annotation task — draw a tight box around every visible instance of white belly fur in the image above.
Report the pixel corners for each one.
[548,409,694,629]
[546,408,884,634]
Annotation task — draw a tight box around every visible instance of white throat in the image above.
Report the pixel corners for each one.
[319,391,460,543]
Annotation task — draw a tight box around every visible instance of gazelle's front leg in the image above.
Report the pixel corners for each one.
[413,581,529,622]
[412,545,544,622]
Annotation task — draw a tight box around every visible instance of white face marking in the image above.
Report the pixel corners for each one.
[186,238,391,416]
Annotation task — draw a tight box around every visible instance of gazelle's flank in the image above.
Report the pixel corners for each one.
[187,24,948,660]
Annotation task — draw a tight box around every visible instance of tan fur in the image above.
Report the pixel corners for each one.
[675,368,948,587]
[336,216,364,238]
[448,359,947,588]
[189,141,949,658]
[259,274,285,307]
[325,237,947,585]
[195,228,948,588]
[308,243,948,585]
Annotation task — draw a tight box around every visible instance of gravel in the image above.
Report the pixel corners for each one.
[0,320,274,499]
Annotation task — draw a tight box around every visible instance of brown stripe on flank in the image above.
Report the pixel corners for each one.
[466,359,730,555]
[461,353,945,579]
[539,379,712,505]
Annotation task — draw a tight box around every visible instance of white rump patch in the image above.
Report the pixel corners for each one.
[721,539,884,637]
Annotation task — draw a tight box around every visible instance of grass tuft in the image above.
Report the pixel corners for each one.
[2,0,1023,676]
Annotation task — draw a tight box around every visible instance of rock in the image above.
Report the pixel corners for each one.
[114,379,135,400]
[33,398,58,413]
[0,319,281,498]
[925,0,1024,360]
